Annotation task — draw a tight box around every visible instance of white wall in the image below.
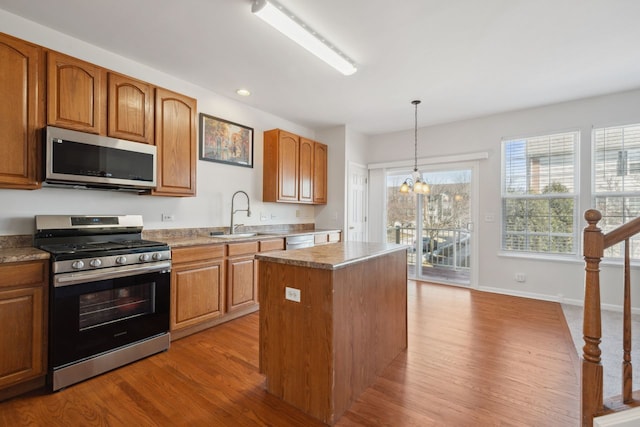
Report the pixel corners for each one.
[0,10,317,236]
[315,126,347,231]
[367,89,640,309]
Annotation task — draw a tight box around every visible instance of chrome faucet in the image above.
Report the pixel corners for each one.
[230,190,251,234]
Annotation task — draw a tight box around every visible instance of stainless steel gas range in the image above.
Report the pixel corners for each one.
[34,215,171,391]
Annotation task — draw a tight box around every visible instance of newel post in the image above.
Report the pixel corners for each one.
[582,209,605,426]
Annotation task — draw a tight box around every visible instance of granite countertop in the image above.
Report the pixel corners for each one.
[154,229,341,248]
[0,228,342,263]
[254,241,408,270]
[0,247,50,263]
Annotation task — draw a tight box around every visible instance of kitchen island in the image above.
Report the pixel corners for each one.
[255,242,408,425]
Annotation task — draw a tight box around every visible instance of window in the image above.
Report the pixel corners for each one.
[593,123,640,258]
[501,132,578,254]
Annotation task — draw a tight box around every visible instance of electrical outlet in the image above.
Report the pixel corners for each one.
[515,273,526,283]
[285,286,301,302]
[296,209,301,218]
[161,213,175,222]
[260,212,268,221]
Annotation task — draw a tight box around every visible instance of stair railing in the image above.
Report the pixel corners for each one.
[582,209,640,426]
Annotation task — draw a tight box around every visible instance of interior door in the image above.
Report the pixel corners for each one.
[348,162,368,241]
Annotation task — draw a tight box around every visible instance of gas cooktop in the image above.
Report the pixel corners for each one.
[39,239,167,255]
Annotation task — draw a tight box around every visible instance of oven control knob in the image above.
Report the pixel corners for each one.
[139,253,150,262]
[89,259,102,268]
[116,256,127,265]
[152,252,163,261]
[72,260,85,269]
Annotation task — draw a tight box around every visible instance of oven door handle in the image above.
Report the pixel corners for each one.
[53,261,171,287]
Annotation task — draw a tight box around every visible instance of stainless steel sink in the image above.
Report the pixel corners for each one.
[211,232,258,239]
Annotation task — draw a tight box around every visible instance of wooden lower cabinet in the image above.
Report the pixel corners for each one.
[170,238,285,340]
[0,260,48,400]
[227,255,257,311]
[227,239,258,314]
[170,245,224,338]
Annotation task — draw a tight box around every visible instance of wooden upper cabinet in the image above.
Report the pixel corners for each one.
[263,129,299,203]
[313,142,328,204]
[299,138,314,203]
[107,73,154,144]
[47,51,106,134]
[277,131,300,202]
[153,87,197,197]
[263,129,328,205]
[0,33,43,189]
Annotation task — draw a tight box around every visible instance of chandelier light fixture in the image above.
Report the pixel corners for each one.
[399,100,430,194]
[251,0,357,76]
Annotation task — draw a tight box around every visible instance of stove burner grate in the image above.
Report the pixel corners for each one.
[40,239,167,255]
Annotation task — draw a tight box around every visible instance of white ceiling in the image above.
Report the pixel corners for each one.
[2,0,640,135]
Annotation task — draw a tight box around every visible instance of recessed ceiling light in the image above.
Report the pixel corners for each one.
[236,89,251,97]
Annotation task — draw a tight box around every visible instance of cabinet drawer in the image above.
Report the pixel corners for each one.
[0,261,48,289]
[227,241,259,257]
[172,244,224,264]
[259,238,285,252]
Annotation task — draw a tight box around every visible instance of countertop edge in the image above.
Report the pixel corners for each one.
[255,242,409,270]
[0,247,50,263]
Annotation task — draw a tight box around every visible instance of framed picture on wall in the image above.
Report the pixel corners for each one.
[199,113,253,168]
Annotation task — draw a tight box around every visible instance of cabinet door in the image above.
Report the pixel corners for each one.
[299,138,314,203]
[0,260,47,391]
[313,142,328,204]
[0,34,43,189]
[278,131,299,202]
[227,255,257,312]
[153,87,197,196]
[108,72,154,144]
[171,258,224,331]
[47,51,106,134]
[0,286,45,389]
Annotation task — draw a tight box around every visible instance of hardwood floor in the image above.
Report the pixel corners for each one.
[0,282,581,426]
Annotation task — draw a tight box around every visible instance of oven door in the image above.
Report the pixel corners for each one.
[50,266,170,369]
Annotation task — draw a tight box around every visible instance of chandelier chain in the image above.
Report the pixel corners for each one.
[413,100,419,172]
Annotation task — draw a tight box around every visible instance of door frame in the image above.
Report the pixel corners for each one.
[385,160,479,289]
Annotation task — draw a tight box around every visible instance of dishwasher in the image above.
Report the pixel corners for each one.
[285,234,315,250]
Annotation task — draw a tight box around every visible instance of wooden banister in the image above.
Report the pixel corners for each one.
[582,209,604,427]
[582,209,640,426]
[603,216,640,249]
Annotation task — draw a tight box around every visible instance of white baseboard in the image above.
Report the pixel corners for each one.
[477,286,640,315]
[594,407,640,426]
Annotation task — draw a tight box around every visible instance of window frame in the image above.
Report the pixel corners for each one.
[500,130,580,256]
[592,122,640,260]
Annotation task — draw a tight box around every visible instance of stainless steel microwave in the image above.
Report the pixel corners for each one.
[44,126,157,191]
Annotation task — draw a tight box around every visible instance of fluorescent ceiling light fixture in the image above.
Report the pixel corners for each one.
[251,0,357,76]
